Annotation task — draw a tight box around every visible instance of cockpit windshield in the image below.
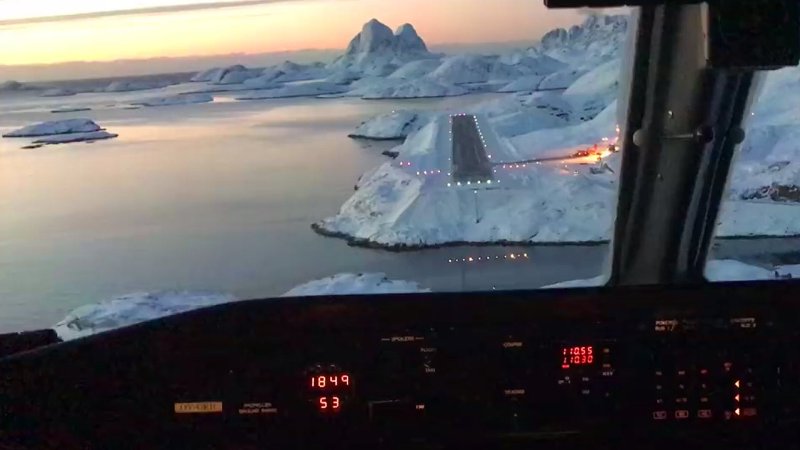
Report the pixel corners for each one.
[1,1,789,340]
[707,57,800,282]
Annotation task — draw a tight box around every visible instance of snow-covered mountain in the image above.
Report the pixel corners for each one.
[537,14,627,65]
[329,19,435,76]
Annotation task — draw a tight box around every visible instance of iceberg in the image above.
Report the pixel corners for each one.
[3,118,102,137]
[282,273,429,297]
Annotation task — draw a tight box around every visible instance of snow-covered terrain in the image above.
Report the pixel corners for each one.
[329,20,434,77]
[192,65,251,83]
[184,17,574,101]
[53,291,237,341]
[317,112,616,247]
[51,106,91,113]
[257,61,329,83]
[41,87,76,97]
[105,79,173,92]
[321,12,800,248]
[237,81,349,100]
[3,118,102,137]
[52,274,427,340]
[543,260,800,289]
[705,260,787,281]
[282,273,429,297]
[359,79,467,99]
[0,80,29,91]
[349,110,430,140]
[33,130,118,144]
[132,93,213,107]
[3,118,118,147]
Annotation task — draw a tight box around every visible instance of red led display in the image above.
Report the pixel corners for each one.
[310,374,350,389]
[318,396,341,411]
[561,346,594,368]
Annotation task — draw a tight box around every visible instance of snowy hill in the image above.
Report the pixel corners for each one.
[329,19,435,76]
[536,14,628,65]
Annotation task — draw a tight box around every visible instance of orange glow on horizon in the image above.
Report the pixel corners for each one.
[0,0,583,67]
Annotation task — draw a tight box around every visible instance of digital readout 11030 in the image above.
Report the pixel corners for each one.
[561,346,594,368]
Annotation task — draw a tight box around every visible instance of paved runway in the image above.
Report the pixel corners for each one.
[451,115,493,183]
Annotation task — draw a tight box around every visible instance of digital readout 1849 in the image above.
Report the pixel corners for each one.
[561,346,594,368]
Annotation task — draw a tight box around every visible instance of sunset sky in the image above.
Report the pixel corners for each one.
[0,0,584,66]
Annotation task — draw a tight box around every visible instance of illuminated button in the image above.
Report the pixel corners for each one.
[742,408,757,417]
[652,411,668,420]
[734,408,741,416]
[734,380,741,388]
[698,409,713,419]
[675,410,689,420]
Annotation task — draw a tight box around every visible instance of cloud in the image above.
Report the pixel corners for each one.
[0,0,300,26]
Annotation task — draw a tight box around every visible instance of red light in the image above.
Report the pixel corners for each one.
[561,346,595,368]
[310,374,351,390]
[318,396,341,412]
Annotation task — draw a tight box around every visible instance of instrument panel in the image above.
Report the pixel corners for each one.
[2,280,800,449]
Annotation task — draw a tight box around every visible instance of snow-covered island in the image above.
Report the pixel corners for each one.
[2,118,118,146]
